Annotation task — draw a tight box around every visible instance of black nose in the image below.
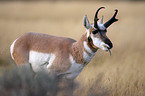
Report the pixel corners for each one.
[105,39,113,49]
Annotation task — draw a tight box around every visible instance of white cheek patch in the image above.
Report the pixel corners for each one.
[91,36,108,51]
[92,37,103,48]
[29,51,55,72]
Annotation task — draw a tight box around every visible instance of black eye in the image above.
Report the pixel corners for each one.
[92,30,98,34]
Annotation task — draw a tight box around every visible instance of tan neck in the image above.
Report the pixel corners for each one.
[70,32,98,64]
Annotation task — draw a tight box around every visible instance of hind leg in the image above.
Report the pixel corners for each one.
[12,46,29,65]
[13,49,36,73]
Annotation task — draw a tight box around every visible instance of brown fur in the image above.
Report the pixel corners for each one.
[12,32,97,73]
[13,33,73,72]
[71,33,87,64]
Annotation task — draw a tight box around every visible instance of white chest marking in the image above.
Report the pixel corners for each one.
[60,41,95,79]
[61,55,85,79]
[29,51,55,72]
[83,52,94,64]
[83,41,94,54]
[83,41,96,64]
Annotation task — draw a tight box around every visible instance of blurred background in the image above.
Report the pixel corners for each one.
[0,0,145,96]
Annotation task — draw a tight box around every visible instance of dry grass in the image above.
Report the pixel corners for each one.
[0,1,145,96]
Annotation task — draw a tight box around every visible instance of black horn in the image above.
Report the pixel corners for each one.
[94,7,105,30]
[104,9,118,28]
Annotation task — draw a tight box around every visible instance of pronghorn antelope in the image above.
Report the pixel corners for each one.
[10,7,118,80]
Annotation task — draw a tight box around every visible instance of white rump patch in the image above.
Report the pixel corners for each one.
[10,39,17,60]
[29,51,55,72]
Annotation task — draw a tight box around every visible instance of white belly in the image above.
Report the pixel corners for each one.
[29,51,55,72]
[29,51,87,80]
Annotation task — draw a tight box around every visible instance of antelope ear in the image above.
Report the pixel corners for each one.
[99,15,104,24]
[83,15,91,29]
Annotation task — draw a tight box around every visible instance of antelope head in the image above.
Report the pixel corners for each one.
[83,7,118,54]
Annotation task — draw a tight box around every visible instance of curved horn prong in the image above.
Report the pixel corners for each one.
[94,7,105,29]
[104,9,118,28]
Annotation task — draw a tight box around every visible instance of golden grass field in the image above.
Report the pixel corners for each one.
[0,1,145,96]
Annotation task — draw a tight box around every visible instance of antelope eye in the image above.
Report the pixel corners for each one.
[92,30,98,34]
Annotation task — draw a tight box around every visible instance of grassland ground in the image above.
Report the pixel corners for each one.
[0,1,145,96]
